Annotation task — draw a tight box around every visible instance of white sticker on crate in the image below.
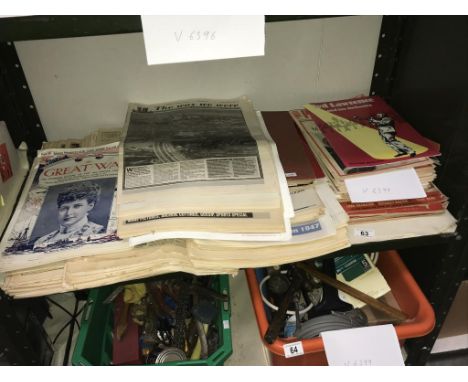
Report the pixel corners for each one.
[283,341,304,358]
[223,320,230,329]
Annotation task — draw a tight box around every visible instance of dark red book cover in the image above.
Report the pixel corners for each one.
[304,96,440,170]
[113,294,141,365]
[261,111,325,184]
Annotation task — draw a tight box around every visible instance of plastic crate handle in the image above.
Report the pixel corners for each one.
[81,299,94,322]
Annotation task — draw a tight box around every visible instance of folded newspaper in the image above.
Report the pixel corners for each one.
[1,239,238,298]
[40,128,122,150]
[1,183,349,298]
[189,182,350,268]
[117,97,293,244]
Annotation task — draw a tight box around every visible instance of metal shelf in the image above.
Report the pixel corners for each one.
[0,15,467,366]
[0,15,337,42]
[325,233,456,258]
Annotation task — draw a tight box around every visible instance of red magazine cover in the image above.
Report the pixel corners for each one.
[304,96,440,170]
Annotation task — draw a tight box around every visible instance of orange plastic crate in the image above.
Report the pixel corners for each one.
[245,250,435,366]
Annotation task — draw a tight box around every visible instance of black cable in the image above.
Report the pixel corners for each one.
[46,297,81,328]
[46,297,86,354]
[42,293,87,364]
[46,297,73,317]
[52,304,86,344]
[52,317,75,344]
[62,297,79,365]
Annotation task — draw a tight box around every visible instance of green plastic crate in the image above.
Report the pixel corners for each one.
[72,275,232,366]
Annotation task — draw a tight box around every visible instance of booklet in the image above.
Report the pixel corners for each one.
[303,96,440,171]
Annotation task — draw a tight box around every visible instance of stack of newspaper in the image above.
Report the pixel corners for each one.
[0,132,237,297]
[189,111,350,269]
[116,98,293,245]
[0,98,352,298]
[188,181,349,269]
[290,96,457,244]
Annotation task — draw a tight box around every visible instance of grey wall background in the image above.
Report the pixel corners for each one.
[15,16,382,141]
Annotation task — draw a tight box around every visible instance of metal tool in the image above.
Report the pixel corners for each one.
[263,266,304,344]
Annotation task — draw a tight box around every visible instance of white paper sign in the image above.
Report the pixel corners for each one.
[344,168,426,203]
[321,324,405,366]
[283,341,304,358]
[141,15,265,65]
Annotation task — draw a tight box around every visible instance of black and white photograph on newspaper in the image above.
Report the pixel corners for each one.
[123,100,263,189]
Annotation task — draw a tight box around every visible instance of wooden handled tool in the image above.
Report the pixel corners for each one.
[297,262,408,322]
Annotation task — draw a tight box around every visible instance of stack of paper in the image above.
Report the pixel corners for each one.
[40,128,122,150]
[189,112,350,269]
[0,98,352,298]
[190,182,349,269]
[1,239,238,298]
[290,96,457,243]
[0,142,237,298]
[116,98,293,244]
[6,94,456,297]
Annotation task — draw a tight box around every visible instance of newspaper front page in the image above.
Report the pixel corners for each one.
[0,143,126,271]
[122,99,263,189]
[117,97,292,243]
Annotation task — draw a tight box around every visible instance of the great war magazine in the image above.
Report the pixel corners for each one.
[0,142,127,271]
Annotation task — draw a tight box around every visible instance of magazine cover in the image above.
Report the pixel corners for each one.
[289,109,348,173]
[304,96,440,169]
[0,143,121,270]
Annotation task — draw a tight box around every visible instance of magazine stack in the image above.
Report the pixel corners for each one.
[290,96,457,244]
